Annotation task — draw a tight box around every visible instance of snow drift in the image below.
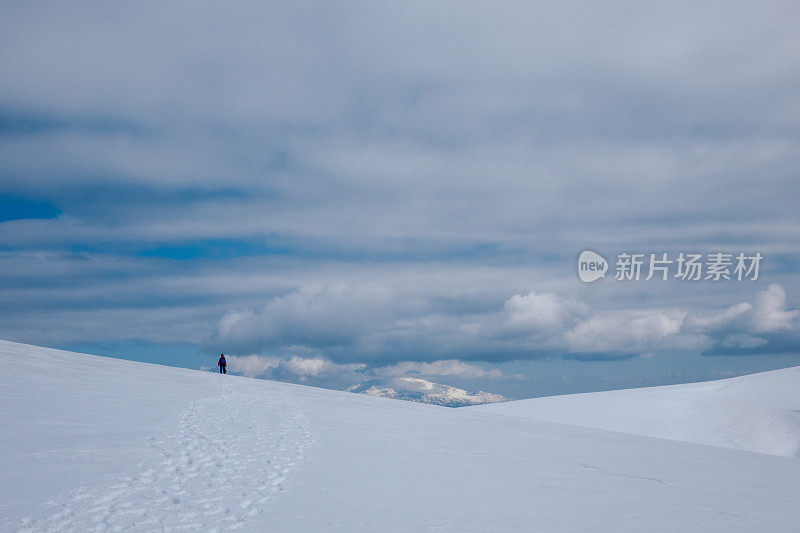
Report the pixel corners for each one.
[475,366,800,457]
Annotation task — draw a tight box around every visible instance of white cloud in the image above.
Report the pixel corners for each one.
[226,353,365,382]
[225,352,507,392]
[564,310,688,354]
[283,356,366,379]
[751,283,800,333]
[204,283,397,355]
[686,302,753,332]
[209,282,800,365]
[225,354,280,378]
[374,360,504,379]
[503,290,586,333]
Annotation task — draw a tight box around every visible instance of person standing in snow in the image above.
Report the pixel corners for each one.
[218,353,227,374]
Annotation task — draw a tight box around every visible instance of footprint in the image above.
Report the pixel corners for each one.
[30,382,313,531]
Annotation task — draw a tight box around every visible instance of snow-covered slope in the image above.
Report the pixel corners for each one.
[347,377,508,406]
[475,366,800,457]
[3,340,800,532]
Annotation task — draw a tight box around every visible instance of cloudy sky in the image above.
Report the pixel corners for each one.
[1,1,799,398]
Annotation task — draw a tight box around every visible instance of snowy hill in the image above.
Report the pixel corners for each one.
[3,339,800,531]
[474,366,800,457]
[347,377,508,407]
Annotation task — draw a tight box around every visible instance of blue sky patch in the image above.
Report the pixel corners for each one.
[0,195,61,223]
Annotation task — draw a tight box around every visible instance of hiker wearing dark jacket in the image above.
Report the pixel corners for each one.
[218,354,227,374]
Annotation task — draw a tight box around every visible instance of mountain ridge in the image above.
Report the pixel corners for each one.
[347,376,508,407]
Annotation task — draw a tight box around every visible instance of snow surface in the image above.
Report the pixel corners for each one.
[2,339,800,531]
[474,367,800,457]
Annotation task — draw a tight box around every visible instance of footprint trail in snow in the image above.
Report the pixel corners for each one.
[22,380,313,532]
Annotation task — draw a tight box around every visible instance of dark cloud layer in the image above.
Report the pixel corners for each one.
[1,2,799,373]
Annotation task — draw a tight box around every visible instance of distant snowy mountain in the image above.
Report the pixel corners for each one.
[347,377,508,407]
